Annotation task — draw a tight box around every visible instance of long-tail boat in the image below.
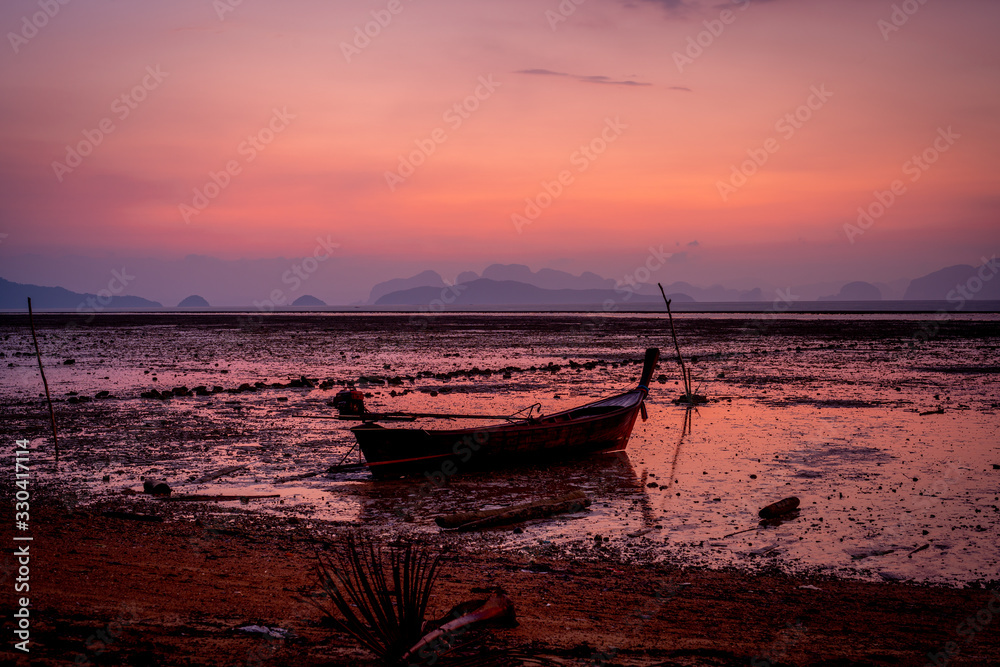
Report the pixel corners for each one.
[333,348,659,479]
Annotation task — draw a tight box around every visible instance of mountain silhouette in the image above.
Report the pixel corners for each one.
[819,281,882,301]
[904,261,1000,300]
[375,278,693,306]
[367,270,444,304]
[0,277,161,309]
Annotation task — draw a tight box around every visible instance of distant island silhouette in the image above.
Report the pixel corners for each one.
[292,294,326,306]
[177,295,210,307]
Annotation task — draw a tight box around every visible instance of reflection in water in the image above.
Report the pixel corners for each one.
[352,449,643,528]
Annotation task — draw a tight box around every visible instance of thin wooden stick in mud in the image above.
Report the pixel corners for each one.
[657,283,691,398]
[27,298,59,462]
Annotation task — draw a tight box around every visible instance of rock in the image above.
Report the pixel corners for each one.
[63,359,75,365]
[142,479,172,496]
[95,390,110,399]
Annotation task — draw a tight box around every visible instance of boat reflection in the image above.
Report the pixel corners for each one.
[349,448,645,527]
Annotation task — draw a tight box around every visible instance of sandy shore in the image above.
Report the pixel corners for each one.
[5,488,999,667]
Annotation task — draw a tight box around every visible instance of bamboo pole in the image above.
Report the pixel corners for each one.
[657,283,692,398]
[27,298,59,462]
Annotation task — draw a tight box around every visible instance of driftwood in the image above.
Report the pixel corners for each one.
[275,470,324,484]
[402,594,516,664]
[194,465,247,483]
[155,494,279,502]
[436,490,590,531]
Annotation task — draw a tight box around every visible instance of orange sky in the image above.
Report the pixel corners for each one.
[1,0,998,292]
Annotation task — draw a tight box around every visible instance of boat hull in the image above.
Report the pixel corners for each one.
[351,390,646,479]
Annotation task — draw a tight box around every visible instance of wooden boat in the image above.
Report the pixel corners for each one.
[342,348,660,479]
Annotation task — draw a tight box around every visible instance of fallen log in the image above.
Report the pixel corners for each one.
[435,490,588,530]
[155,494,279,502]
[438,491,591,532]
[194,464,247,483]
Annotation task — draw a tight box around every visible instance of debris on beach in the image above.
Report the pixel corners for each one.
[142,479,172,496]
[194,464,247,483]
[156,493,279,502]
[236,625,294,639]
[758,496,800,520]
[436,490,591,531]
[402,593,517,664]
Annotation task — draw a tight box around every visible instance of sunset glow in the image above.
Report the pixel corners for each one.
[1,0,998,302]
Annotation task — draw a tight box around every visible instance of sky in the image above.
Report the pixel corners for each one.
[0,0,998,304]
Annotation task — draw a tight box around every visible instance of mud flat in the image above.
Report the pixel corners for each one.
[2,313,998,664]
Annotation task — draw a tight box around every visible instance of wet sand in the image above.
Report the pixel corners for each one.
[2,313,999,665]
[6,491,1000,666]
